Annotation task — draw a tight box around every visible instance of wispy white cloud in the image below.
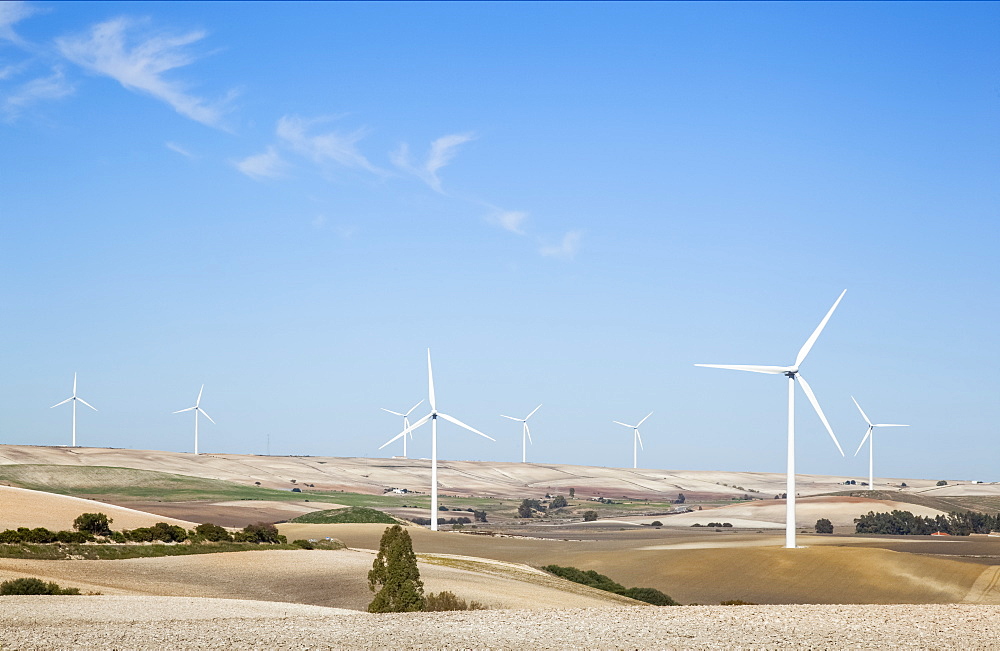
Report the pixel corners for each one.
[391,132,474,193]
[2,66,74,121]
[276,115,381,174]
[234,146,286,180]
[0,1,35,45]
[165,141,194,158]
[56,17,232,128]
[0,60,31,81]
[489,209,528,235]
[539,230,583,260]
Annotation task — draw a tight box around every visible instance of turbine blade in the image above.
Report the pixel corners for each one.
[694,364,790,374]
[379,413,431,449]
[636,430,644,449]
[612,421,632,428]
[404,399,424,417]
[500,415,521,421]
[196,384,205,407]
[427,349,436,412]
[199,408,216,424]
[525,404,542,420]
[173,406,196,414]
[381,408,405,416]
[637,411,653,427]
[851,396,873,426]
[438,412,495,442]
[50,397,72,408]
[796,373,844,456]
[854,426,873,456]
[77,398,98,412]
[795,289,847,367]
[525,422,533,444]
[73,373,77,395]
[875,424,909,428]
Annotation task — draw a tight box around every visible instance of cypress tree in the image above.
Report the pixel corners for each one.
[367,525,425,612]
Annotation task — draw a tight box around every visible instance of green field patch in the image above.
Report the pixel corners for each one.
[0,465,347,504]
[290,506,398,524]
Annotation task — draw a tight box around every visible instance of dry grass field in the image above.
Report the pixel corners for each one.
[0,485,196,530]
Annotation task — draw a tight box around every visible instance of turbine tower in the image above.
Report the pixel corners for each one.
[613,412,652,469]
[50,373,97,447]
[696,289,847,549]
[379,350,493,531]
[173,385,215,455]
[380,400,423,458]
[852,396,908,492]
[501,404,541,463]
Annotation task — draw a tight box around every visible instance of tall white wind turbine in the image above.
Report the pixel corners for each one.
[50,373,97,447]
[501,404,542,463]
[173,385,215,455]
[380,400,424,458]
[613,412,652,469]
[379,350,494,531]
[852,396,908,492]
[695,289,847,549]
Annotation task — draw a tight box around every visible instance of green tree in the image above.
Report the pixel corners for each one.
[569,487,575,498]
[517,499,534,518]
[194,522,233,542]
[815,518,834,534]
[368,525,424,613]
[583,510,598,522]
[73,512,113,536]
[675,493,686,504]
[550,495,567,509]
[936,480,948,486]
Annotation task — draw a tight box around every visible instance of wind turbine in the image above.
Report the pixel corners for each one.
[173,385,215,455]
[613,412,652,469]
[501,404,541,463]
[852,396,908,492]
[50,373,97,447]
[380,400,424,458]
[695,289,847,549]
[379,350,494,531]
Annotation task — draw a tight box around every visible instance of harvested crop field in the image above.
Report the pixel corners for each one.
[0,597,998,649]
[0,485,196,531]
[0,548,635,611]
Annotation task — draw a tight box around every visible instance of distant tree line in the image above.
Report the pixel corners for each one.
[0,513,286,546]
[854,510,1000,536]
[541,564,679,606]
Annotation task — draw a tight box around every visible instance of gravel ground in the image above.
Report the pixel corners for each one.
[1,597,998,650]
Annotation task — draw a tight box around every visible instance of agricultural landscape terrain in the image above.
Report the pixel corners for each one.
[0,444,998,649]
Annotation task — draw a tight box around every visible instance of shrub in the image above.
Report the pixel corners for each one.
[424,590,488,611]
[936,480,948,486]
[237,522,284,544]
[582,511,598,522]
[517,499,534,518]
[0,577,80,595]
[815,518,834,534]
[618,587,678,606]
[550,495,568,509]
[73,513,113,536]
[194,523,233,542]
[720,599,757,605]
[368,525,424,613]
[650,521,663,527]
[292,539,314,549]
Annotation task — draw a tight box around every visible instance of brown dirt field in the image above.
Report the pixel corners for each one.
[0,548,636,611]
[0,485,196,531]
[281,523,1000,605]
[119,500,327,527]
[1,598,999,650]
[3,443,983,499]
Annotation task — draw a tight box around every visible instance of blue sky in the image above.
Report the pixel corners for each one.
[1,1,997,481]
